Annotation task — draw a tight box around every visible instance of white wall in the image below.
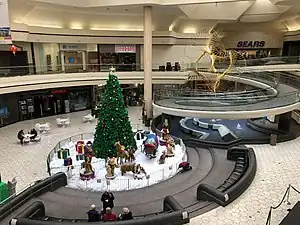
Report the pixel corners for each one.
[140,45,210,69]
[223,31,284,49]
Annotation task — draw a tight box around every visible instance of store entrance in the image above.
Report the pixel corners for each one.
[117,53,136,71]
[33,94,66,118]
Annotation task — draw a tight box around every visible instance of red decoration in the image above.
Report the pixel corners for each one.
[10,45,18,56]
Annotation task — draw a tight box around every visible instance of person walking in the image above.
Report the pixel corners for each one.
[101,191,115,210]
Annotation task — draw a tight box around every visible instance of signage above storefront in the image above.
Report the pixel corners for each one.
[237,41,265,48]
[115,45,136,53]
[60,44,87,51]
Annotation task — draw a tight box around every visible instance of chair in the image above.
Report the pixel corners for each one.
[35,123,42,132]
[33,135,41,142]
[56,118,64,127]
[23,137,30,144]
[44,122,51,133]
[83,114,96,123]
[65,118,71,127]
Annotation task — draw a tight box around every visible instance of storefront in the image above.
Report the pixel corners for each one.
[98,44,140,71]
[60,44,87,73]
[223,32,283,59]
[0,93,20,127]
[18,86,92,120]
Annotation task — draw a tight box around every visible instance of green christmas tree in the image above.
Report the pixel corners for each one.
[93,72,136,159]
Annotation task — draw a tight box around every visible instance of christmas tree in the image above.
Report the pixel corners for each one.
[93,71,136,159]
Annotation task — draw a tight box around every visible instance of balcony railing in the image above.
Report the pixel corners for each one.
[0,56,299,77]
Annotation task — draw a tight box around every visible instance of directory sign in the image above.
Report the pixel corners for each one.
[0,0,12,44]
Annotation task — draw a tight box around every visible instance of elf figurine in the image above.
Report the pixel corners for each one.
[161,120,170,141]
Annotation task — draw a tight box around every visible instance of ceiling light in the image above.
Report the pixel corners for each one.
[70,22,83,30]
[28,24,63,29]
[183,27,197,34]
[90,27,143,31]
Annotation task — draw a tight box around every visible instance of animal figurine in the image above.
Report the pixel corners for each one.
[195,28,244,92]
[158,151,167,164]
[115,141,130,165]
[120,163,147,179]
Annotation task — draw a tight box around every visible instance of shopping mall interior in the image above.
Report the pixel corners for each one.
[1,0,300,225]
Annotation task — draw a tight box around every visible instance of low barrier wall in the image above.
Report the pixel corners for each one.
[0,172,67,221]
[10,196,189,225]
[196,147,257,207]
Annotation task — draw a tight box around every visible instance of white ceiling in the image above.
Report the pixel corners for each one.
[7,0,300,33]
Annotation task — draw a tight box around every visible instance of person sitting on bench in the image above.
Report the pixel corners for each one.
[179,161,192,172]
[30,128,38,141]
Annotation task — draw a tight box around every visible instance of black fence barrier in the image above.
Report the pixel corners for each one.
[10,196,189,225]
[11,201,45,223]
[163,196,185,212]
[0,173,67,221]
[10,211,186,225]
[197,147,257,207]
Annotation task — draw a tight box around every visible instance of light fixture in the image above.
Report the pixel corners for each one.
[70,22,83,30]
[90,27,143,31]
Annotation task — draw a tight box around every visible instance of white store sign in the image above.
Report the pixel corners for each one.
[0,0,12,44]
[60,44,87,51]
[115,45,136,53]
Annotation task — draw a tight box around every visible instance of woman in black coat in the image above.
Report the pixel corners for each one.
[101,191,115,210]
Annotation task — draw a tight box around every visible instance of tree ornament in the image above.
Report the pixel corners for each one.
[10,45,18,56]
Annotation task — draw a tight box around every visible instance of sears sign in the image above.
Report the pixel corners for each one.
[237,41,265,48]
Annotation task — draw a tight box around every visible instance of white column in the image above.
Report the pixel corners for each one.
[82,51,87,71]
[143,6,153,119]
[60,51,65,72]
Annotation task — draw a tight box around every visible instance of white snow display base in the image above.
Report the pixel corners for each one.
[49,133,186,192]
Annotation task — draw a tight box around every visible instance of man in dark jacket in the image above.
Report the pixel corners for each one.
[101,191,115,210]
[87,204,100,222]
[17,130,25,145]
[119,207,133,221]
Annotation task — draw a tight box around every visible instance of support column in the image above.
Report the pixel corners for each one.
[60,51,65,72]
[82,51,87,71]
[143,6,153,119]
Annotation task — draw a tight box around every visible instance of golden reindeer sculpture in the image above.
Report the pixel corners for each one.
[195,29,241,92]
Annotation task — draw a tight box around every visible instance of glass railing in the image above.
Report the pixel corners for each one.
[154,90,300,111]
[0,56,299,77]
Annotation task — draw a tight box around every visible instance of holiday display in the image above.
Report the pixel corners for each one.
[76,141,85,154]
[158,151,167,164]
[143,133,159,159]
[49,133,185,191]
[79,144,95,180]
[106,156,118,179]
[10,45,17,55]
[161,120,170,141]
[93,72,136,159]
[64,157,73,166]
[120,163,147,179]
[166,138,175,157]
[57,148,70,159]
[115,141,135,165]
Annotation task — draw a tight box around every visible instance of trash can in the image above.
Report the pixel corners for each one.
[270,134,277,146]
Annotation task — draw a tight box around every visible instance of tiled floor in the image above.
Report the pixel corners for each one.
[1,107,299,224]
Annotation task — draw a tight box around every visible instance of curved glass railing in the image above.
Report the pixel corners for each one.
[154,90,300,111]
[0,56,299,77]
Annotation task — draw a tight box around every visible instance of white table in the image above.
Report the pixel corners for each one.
[83,114,95,123]
[23,134,34,143]
[58,118,70,127]
[35,123,51,133]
